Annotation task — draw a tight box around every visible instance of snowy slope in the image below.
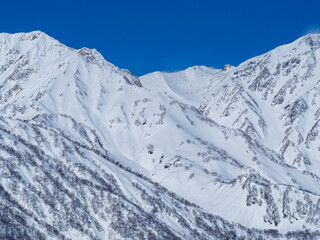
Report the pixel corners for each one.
[0,31,319,239]
[141,34,320,232]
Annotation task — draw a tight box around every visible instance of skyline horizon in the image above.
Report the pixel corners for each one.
[1,0,319,76]
[1,29,317,76]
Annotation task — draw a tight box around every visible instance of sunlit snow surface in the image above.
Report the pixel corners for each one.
[0,31,319,239]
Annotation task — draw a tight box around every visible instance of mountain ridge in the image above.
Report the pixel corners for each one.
[0,31,320,239]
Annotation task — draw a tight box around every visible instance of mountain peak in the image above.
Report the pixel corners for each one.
[282,33,320,52]
[0,30,51,41]
[1,32,320,238]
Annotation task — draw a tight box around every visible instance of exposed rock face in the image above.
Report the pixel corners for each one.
[0,31,320,239]
[222,64,233,71]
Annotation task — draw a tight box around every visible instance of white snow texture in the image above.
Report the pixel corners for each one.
[0,31,319,239]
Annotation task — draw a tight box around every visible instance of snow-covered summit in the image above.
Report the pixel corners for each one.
[141,34,320,233]
[1,31,320,239]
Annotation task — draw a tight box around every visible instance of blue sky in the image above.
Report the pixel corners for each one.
[1,0,320,75]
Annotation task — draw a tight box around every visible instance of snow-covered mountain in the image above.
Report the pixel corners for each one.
[141,34,320,232]
[0,31,320,239]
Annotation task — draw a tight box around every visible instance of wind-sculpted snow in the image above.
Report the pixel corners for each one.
[0,31,320,239]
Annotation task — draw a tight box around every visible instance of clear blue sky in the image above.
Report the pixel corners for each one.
[1,0,320,75]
